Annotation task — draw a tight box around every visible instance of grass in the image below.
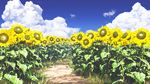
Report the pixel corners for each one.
[86,75,104,84]
[0,80,7,84]
[83,74,116,84]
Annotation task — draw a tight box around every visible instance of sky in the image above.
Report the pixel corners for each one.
[0,0,150,37]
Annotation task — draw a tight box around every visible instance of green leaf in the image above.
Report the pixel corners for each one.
[18,49,28,58]
[35,61,42,66]
[94,55,100,61]
[81,63,87,71]
[125,57,134,62]
[84,55,91,61]
[148,71,150,76]
[33,54,41,60]
[99,64,104,71]
[122,50,129,56]
[4,74,23,84]
[112,60,124,72]
[0,72,3,80]
[44,54,48,59]
[112,79,124,84]
[5,61,16,69]
[17,61,27,73]
[100,51,109,59]
[126,72,145,84]
[126,62,136,69]
[7,50,17,58]
[139,58,149,66]
[28,65,33,69]
[137,57,150,69]
[112,61,118,72]
[28,75,38,81]
[0,56,5,61]
[89,62,94,72]
[144,51,150,58]
[146,76,150,79]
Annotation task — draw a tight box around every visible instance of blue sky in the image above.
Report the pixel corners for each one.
[0,0,150,32]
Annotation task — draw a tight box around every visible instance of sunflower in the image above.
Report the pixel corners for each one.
[0,29,16,47]
[131,28,150,46]
[121,30,132,40]
[10,24,29,42]
[61,38,68,43]
[110,28,123,47]
[47,36,55,44]
[76,32,85,43]
[55,37,61,44]
[86,30,98,42]
[80,35,93,49]
[60,37,65,43]
[24,30,34,45]
[41,37,48,46]
[97,26,111,43]
[70,33,78,44]
[32,30,43,45]
[120,30,132,46]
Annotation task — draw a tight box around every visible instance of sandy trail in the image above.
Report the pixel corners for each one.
[43,65,87,84]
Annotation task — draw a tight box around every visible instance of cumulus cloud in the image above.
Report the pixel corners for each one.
[106,2,150,32]
[103,10,115,17]
[1,0,79,37]
[70,14,76,18]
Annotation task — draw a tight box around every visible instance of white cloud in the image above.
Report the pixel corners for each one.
[70,14,76,18]
[1,0,79,37]
[106,2,150,32]
[103,10,115,17]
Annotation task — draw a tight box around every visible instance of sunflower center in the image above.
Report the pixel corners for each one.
[50,37,54,41]
[56,38,60,42]
[88,33,94,39]
[14,27,23,34]
[113,31,118,38]
[0,33,9,43]
[71,36,76,41]
[34,33,40,40]
[83,39,89,45]
[43,40,47,44]
[77,34,83,40]
[137,31,146,40]
[122,32,128,38]
[25,35,30,40]
[100,29,107,37]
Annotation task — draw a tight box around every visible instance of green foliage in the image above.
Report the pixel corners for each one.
[126,72,145,84]
[4,74,23,84]
[72,41,150,84]
[0,43,71,84]
[0,39,150,84]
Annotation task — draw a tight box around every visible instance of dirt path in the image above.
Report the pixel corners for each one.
[43,65,87,84]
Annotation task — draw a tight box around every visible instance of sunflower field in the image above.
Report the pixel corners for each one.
[0,24,149,84]
[71,26,150,84]
[0,24,72,84]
